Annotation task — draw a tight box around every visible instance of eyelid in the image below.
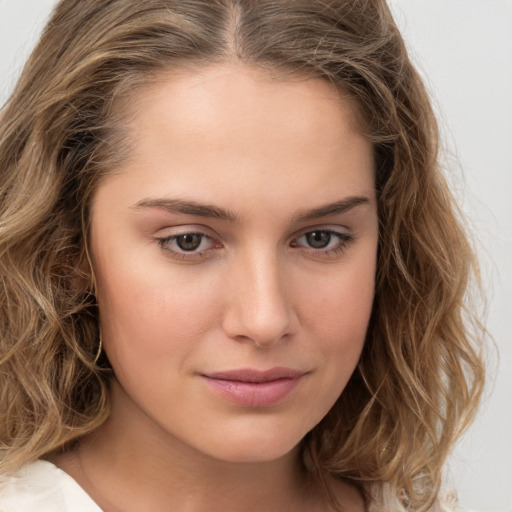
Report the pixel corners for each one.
[291,224,353,241]
[153,223,217,237]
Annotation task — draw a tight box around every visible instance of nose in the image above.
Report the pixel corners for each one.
[221,251,297,348]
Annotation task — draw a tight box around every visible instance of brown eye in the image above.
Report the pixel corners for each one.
[157,231,221,259]
[291,228,353,257]
[305,231,332,249]
[175,233,203,251]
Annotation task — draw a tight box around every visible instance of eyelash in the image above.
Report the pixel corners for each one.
[156,229,354,261]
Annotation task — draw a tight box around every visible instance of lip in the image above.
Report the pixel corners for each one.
[201,367,306,407]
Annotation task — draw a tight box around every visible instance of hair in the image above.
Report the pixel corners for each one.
[0,1,485,510]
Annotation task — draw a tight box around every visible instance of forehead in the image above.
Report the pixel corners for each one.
[119,63,367,145]
[95,63,375,216]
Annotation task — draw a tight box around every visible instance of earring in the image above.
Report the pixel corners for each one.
[93,334,103,364]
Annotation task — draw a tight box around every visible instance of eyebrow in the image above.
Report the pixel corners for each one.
[294,196,370,222]
[133,195,370,223]
[134,198,239,222]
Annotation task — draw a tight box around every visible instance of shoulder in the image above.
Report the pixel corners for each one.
[0,460,101,512]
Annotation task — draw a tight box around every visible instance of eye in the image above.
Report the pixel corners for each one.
[156,231,221,259]
[174,233,205,251]
[303,231,335,249]
[291,229,353,256]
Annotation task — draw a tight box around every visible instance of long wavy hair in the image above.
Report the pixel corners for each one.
[0,1,485,510]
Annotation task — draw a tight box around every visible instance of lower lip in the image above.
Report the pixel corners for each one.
[202,376,302,407]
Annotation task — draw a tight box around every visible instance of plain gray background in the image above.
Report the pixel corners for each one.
[1,1,511,511]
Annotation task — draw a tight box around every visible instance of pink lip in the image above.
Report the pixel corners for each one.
[201,367,306,407]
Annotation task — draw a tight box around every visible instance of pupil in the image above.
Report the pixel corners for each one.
[306,231,331,249]
[177,234,202,251]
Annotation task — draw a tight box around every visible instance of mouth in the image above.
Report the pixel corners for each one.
[201,367,307,407]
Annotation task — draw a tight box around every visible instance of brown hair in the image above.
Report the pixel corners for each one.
[0,1,485,510]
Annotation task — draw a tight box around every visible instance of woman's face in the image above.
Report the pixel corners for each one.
[90,64,378,463]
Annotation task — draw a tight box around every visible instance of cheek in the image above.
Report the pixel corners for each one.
[94,257,223,373]
[277,262,375,435]
[301,257,375,341]
[298,252,376,383]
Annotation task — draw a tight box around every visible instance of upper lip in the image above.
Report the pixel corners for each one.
[202,367,307,383]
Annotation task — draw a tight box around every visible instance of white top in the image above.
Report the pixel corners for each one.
[0,460,101,512]
[0,460,467,512]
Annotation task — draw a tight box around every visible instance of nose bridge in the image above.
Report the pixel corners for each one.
[223,245,295,346]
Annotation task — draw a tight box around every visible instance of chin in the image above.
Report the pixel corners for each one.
[192,421,306,465]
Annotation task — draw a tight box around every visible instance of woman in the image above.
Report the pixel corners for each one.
[0,1,485,511]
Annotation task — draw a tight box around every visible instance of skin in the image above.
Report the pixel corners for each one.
[54,64,378,512]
